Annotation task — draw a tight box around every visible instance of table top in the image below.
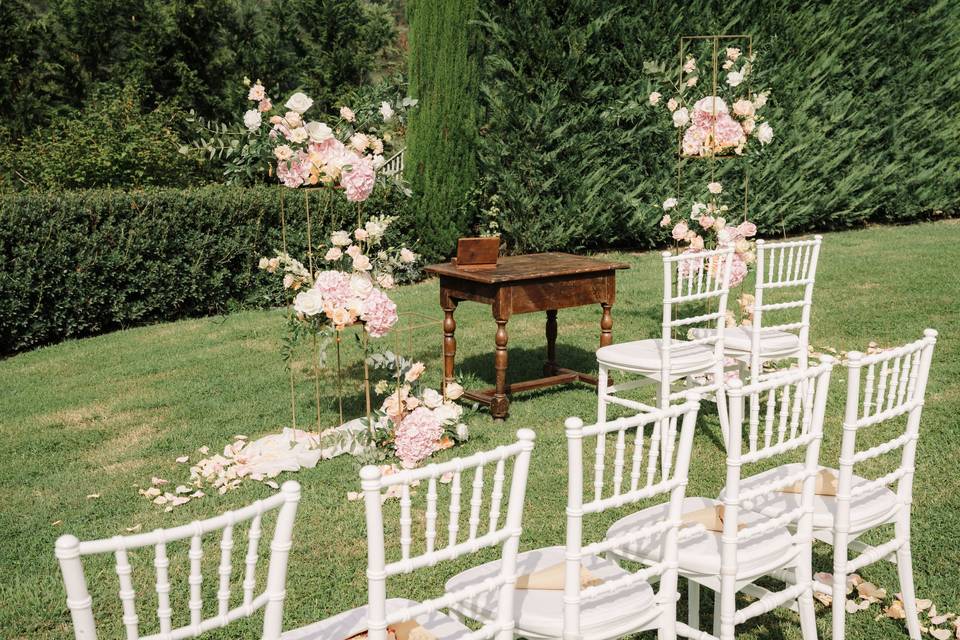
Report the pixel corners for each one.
[425,252,630,284]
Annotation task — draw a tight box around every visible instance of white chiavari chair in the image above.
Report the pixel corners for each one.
[606,360,835,640]
[445,398,702,640]
[55,481,302,640]
[596,247,735,443]
[729,236,822,382]
[740,329,938,640]
[286,430,536,640]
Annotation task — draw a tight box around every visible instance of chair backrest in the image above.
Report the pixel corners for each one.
[748,236,822,372]
[563,397,702,638]
[837,330,937,536]
[361,430,536,640]
[716,361,833,629]
[661,246,735,386]
[55,481,302,640]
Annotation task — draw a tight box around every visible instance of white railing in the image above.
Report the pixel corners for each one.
[381,148,405,176]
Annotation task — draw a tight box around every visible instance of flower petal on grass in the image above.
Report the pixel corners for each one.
[151,477,169,486]
[85,493,100,499]
[176,456,190,463]
[884,600,906,619]
[265,480,280,489]
[125,524,142,533]
[175,485,191,494]
[932,629,952,640]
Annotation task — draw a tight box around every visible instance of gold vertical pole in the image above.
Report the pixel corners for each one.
[362,330,372,434]
[280,191,298,431]
[335,331,344,426]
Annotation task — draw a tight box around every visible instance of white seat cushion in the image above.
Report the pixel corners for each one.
[606,497,797,581]
[445,545,659,639]
[691,326,801,357]
[281,598,473,640]
[596,339,716,375]
[736,463,900,535]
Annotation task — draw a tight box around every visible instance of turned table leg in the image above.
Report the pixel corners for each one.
[544,310,558,375]
[600,302,613,347]
[492,318,510,420]
[442,298,458,391]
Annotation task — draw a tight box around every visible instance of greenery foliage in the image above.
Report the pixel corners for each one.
[405,0,480,260]
[0,186,412,356]
[472,0,960,253]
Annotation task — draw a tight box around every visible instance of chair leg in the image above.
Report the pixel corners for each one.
[687,580,700,631]
[831,569,847,640]
[895,534,922,640]
[797,588,818,640]
[597,365,609,424]
[713,591,722,639]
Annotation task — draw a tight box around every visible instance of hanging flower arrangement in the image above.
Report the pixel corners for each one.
[647,46,774,157]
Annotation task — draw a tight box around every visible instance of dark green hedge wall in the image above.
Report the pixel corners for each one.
[0,186,412,356]
[472,0,960,252]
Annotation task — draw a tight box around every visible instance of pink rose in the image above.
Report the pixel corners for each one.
[258,99,272,112]
[737,221,757,238]
[671,221,689,241]
[699,215,715,229]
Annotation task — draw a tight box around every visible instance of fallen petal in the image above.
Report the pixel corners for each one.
[918,599,933,611]
[175,485,191,494]
[125,524,143,533]
[885,600,906,619]
[151,477,169,486]
[931,629,951,640]
[176,456,190,463]
[85,494,100,499]
[199,446,210,455]
[813,592,833,606]
[347,491,362,501]
[190,490,205,498]
[52,520,63,526]
[265,480,280,490]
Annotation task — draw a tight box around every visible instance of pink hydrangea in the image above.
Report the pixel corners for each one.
[683,111,746,156]
[341,154,376,202]
[276,151,312,188]
[394,407,443,468]
[727,252,748,287]
[308,138,346,167]
[361,287,398,337]
[313,271,352,306]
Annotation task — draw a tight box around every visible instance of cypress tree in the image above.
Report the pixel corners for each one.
[405,0,479,260]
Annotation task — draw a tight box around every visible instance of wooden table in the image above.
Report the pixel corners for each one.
[425,252,629,420]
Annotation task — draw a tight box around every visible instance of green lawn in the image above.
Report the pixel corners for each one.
[2,221,959,639]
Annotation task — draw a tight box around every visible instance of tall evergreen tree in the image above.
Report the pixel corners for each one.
[405,0,479,260]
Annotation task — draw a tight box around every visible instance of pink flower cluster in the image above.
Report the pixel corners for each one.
[682,98,746,156]
[361,287,398,337]
[394,407,444,468]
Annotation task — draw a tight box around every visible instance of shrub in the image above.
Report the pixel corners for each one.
[404,0,480,261]
[0,85,208,191]
[0,185,412,355]
[472,0,960,253]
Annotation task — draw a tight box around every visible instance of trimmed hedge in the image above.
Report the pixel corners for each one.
[0,186,412,356]
[472,0,960,252]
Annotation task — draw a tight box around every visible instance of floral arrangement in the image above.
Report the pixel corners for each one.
[646,46,773,157]
[365,351,469,468]
[259,216,417,338]
[185,77,416,192]
[659,179,758,287]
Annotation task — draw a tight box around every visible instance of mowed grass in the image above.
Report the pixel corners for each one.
[1,221,959,639]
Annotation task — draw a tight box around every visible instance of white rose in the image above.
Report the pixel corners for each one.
[331,231,352,246]
[372,154,385,169]
[377,273,395,289]
[726,71,744,87]
[258,257,270,269]
[693,96,728,115]
[722,60,734,70]
[648,91,661,106]
[305,121,333,143]
[713,217,727,231]
[324,247,342,261]
[370,137,384,154]
[732,99,754,117]
[707,182,722,194]
[379,101,394,121]
[666,97,678,112]
[421,388,443,409]
[288,127,308,144]
[753,92,768,109]
[691,202,707,216]
[274,145,293,162]
[662,197,678,210]
[755,122,773,145]
[445,381,465,400]
[434,402,463,423]
[293,289,324,316]
[349,273,374,298]
[672,107,689,128]
[284,92,313,114]
[660,215,671,227]
[243,109,262,131]
[683,57,696,73]
[399,248,417,264]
